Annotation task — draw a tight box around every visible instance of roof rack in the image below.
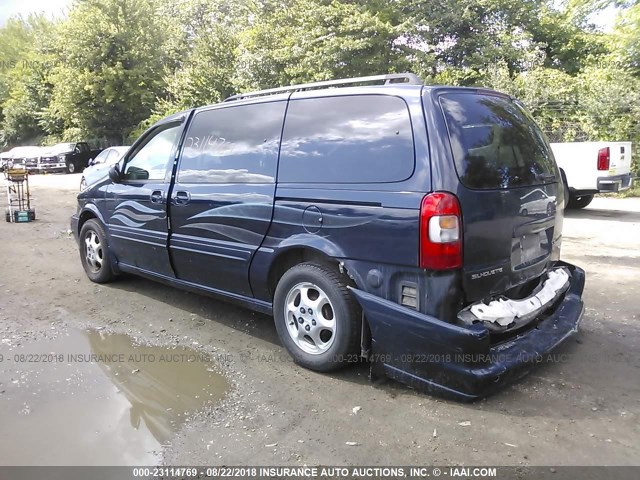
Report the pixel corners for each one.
[223,72,422,102]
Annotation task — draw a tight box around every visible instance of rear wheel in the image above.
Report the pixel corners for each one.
[79,219,115,283]
[568,194,594,210]
[273,262,360,372]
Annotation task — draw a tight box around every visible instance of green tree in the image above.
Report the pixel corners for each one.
[0,15,58,146]
[609,2,640,73]
[235,0,403,90]
[407,0,611,80]
[48,0,169,143]
[1,0,638,159]
[154,0,246,113]
[0,17,33,112]
[575,63,640,141]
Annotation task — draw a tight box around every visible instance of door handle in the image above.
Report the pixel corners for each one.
[150,190,164,203]
[174,191,191,205]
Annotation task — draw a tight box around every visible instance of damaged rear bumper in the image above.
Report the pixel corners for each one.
[349,261,585,401]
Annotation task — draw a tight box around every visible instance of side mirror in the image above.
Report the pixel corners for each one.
[108,164,121,183]
[126,166,149,180]
[88,158,94,166]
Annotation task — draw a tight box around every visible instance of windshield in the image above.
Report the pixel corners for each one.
[440,93,558,189]
[47,143,75,155]
[9,146,41,158]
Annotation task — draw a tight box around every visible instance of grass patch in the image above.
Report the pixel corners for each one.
[618,182,640,197]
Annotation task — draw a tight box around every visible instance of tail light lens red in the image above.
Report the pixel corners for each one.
[419,192,463,270]
[597,147,610,171]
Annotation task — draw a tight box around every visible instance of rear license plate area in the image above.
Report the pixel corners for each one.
[512,231,551,269]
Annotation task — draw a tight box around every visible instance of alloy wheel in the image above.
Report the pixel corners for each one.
[284,282,336,355]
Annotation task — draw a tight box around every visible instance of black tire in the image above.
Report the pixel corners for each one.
[5,212,10,223]
[567,194,594,210]
[79,219,115,283]
[66,161,76,174]
[273,262,361,372]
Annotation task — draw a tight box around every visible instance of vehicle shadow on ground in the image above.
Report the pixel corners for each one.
[564,207,640,223]
[108,274,282,346]
[104,275,403,393]
[105,276,640,419]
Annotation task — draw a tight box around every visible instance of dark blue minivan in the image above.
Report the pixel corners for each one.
[71,73,585,401]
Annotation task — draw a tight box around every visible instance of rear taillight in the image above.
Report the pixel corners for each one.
[597,147,610,171]
[419,192,462,270]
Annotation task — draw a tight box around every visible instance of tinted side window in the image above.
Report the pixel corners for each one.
[440,93,557,189]
[124,124,181,181]
[177,101,286,183]
[279,95,414,183]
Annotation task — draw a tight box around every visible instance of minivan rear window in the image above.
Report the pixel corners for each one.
[278,95,414,184]
[440,93,557,189]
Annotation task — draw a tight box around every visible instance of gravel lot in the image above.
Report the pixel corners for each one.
[0,173,638,466]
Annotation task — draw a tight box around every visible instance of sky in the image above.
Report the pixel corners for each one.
[0,0,622,31]
[590,4,620,32]
[0,0,71,26]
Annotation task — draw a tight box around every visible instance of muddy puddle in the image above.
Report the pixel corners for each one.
[0,329,230,465]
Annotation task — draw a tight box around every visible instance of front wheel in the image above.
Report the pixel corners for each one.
[273,262,361,372]
[568,194,594,210]
[79,219,115,283]
[66,161,76,174]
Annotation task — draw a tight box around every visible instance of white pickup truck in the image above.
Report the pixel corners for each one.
[550,142,633,209]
